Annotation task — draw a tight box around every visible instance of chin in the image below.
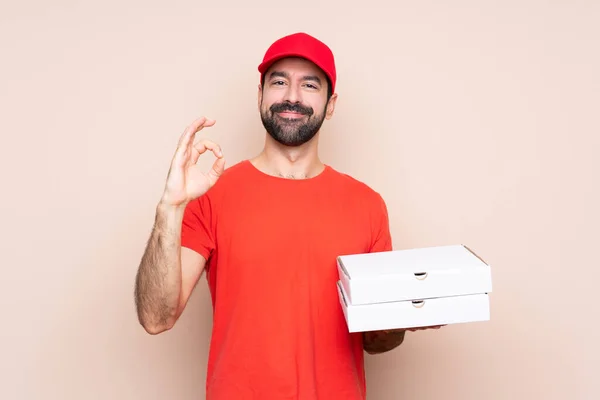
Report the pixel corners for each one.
[270,133,317,147]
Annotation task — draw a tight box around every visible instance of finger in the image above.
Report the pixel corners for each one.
[174,117,216,161]
[193,138,223,157]
[178,117,216,146]
[173,119,217,170]
[191,139,223,164]
[206,157,226,187]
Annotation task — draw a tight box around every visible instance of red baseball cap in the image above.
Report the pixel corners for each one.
[258,32,337,93]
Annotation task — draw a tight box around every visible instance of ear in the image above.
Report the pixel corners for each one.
[325,93,338,120]
[257,83,263,110]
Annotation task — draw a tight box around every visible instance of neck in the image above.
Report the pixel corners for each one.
[251,134,324,179]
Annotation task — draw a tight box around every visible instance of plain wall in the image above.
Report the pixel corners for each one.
[1,1,599,399]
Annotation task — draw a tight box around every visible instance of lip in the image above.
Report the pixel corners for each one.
[277,111,306,119]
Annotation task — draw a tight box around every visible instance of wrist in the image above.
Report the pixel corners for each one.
[156,199,188,217]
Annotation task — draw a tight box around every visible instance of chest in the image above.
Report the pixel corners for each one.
[214,187,374,280]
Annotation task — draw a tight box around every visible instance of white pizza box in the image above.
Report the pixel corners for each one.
[337,280,490,332]
[337,244,492,305]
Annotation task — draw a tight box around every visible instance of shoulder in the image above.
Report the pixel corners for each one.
[217,159,252,181]
[326,167,391,241]
[202,160,253,194]
[186,160,250,209]
[326,165,386,205]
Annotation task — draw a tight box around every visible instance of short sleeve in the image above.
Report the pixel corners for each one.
[369,193,393,253]
[181,193,215,261]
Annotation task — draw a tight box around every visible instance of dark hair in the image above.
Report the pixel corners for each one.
[260,74,333,102]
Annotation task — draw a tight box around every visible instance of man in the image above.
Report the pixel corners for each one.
[134,32,439,400]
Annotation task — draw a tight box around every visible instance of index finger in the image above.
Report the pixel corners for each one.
[177,117,216,151]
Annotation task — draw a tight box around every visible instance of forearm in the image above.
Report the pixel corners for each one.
[363,329,406,354]
[134,202,186,333]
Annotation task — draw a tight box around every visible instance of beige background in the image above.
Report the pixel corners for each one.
[1,1,599,399]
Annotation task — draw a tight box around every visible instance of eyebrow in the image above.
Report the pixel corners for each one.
[302,75,322,85]
[268,71,322,85]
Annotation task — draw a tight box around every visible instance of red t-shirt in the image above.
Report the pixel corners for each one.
[181,160,392,400]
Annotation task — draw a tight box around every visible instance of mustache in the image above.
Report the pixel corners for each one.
[270,102,313,116]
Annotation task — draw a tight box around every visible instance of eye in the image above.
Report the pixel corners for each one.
[303,83,318,89]
[272,80,286,86]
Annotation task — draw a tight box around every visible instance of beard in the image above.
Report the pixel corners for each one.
[260,100,327,147]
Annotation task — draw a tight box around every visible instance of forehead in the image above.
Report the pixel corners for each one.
[264,57,327,80]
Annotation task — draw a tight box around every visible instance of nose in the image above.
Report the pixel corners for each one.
[283,82,301,104]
